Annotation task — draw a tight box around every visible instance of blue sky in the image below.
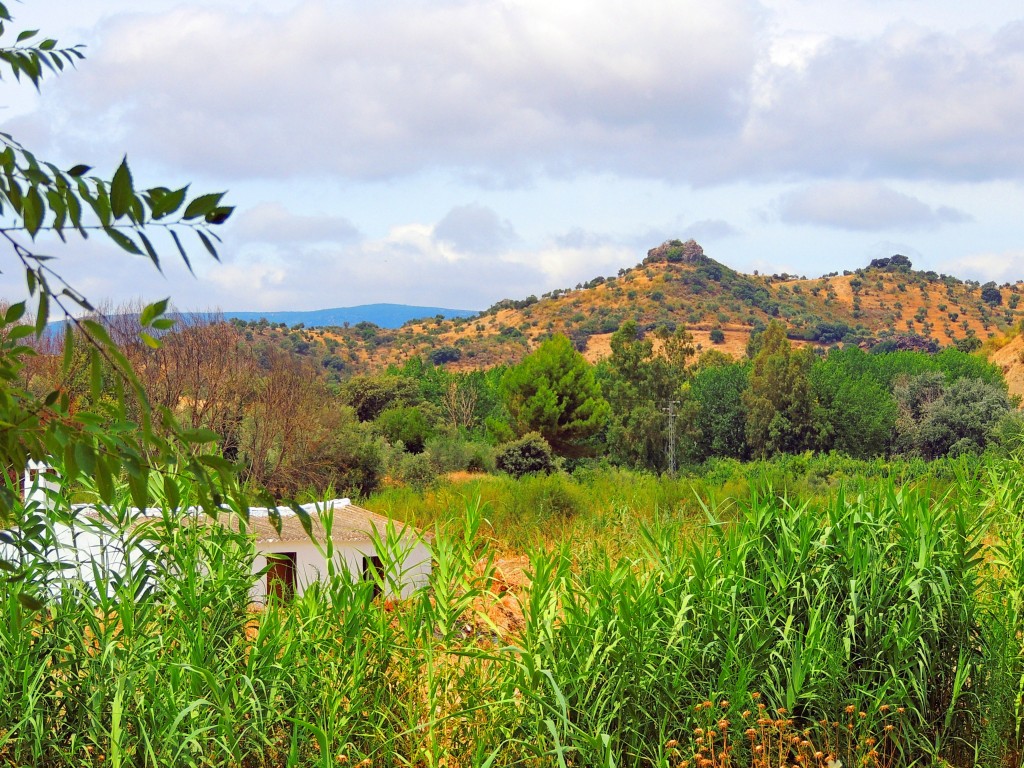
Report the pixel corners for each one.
[2,0,1024,313]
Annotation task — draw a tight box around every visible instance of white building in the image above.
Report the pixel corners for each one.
[244,500,432,602]
[2,471,431,602]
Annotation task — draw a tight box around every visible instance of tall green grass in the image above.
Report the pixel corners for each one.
[1,455,1022,766]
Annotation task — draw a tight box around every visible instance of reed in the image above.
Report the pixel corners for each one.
[0,454,1021,766]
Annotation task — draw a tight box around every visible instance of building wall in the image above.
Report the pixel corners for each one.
[250,538,432,603]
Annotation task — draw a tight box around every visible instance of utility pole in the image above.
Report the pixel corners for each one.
[664,400,680,476]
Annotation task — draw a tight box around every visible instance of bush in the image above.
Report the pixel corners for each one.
[396,452,436,490]
[495,432,556,478]
[709,328,725,344]
[425,435,495,474]
[429,346,462,365]
[375,406,433,454]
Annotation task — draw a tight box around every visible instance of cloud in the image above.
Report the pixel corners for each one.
[433,204,519,255]
[938,251,1024,285]
[737,21,1024,182]
[683,218,740,240]
[231,202,361,244]
[14,1,761,183]
[778,182,970,230]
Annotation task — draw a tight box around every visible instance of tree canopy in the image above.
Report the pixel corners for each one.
[501,334,609,457]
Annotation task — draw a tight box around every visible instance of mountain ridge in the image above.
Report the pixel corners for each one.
[267,239,1024,375]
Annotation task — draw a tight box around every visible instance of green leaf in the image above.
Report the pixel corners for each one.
[110,157,134,219]
[67,164,90,177]
[4,301,24,323]
[180,427,220,444]
[147,185,188,219]
[140,332,160,349]
[61,323,74,374]
[81,319,113,347]
[204,205,234,225]
[104,227,142,255]
[22,186,43,236]
[17,592,44,611]
[33,290,48,335]
[89,349,102,400]
[16,29,38,42]
[139,298,169,327]
[197,230,218,260]
[170,230,194,274]
[164,475,180,511]
[136,230,161,272]
[182,191,225,220]
[74,441,96,476]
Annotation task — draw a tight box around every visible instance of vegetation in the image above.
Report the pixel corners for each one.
[4,10,1024,768]
[4,457,1024,766]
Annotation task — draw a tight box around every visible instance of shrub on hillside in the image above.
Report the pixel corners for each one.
[495,432,556,478]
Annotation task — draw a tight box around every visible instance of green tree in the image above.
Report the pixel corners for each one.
[690,358,749,461]
[895,376,1013,459]
[811,349,897,458]
[0,6,236,531]
[742,321,817,457]
[600,321,695,470]
[501,335,609,457]
[341,373,421,422]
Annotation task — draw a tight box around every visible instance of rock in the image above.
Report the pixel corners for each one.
[644,239,705,265]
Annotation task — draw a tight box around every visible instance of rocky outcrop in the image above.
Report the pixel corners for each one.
[644,239,705,265]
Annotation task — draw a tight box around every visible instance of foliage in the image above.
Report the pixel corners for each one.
[690,358,749,461]
[600,320,695,471]
[341,373,420,422]
[914,377,1013,459]
[374,405,434,454]
[811,349,898,458]
[501,334,610,457]
[14,462,1000,766]
[0,6,236,563]
[494,432,556,478]
[743,321,817,457]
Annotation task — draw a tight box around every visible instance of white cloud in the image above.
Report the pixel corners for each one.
[17,1,761,182]
[231,203,360,244]
[778,182,970,230]
[433,204,520,255]
[939,251,1024,285]
[738,22,1024,182]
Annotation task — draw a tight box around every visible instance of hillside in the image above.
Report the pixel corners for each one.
[235,240,1024,386]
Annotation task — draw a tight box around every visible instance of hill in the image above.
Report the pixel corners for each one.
[229,240,1024,394]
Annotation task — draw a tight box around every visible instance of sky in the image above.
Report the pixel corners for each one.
[2,0,1024,313]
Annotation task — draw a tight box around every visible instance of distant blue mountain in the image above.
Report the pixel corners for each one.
[47,303,480,336]
[221,303,479,329]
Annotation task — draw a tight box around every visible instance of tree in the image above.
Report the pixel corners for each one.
[811,349,897,458]
[600,320,695,471]
[690,359,749,461]
[895,375,1012,459]
[742,321,817,457]
[0,6,236,584]
[981,282,1003,306]
[501,335,609,457]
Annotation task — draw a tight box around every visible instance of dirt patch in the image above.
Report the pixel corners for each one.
[472,555,531,637]
[990,335,1024,404]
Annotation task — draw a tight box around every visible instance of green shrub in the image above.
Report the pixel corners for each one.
[495,432,555,478]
